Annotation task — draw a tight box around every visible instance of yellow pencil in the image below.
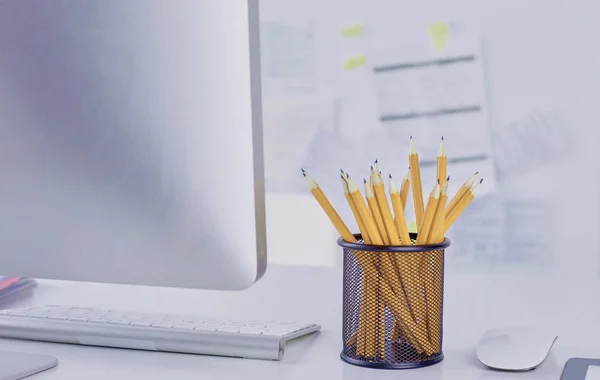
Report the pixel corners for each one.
[444,179,482,233]
[389,175,411,245]
[437,137,447,188]
[365,179,390,245]
[346,176,384,245]
[445,172,478,219]
[416,183,441,245]
[427,179,449,244]
[374,159,383,180]
[388,174,414,344]
[409,138,425,230]
[410,183,440,337]
[424,181,449,350]
[367,167,387,358]
[341,173,370,243]
[341,173,375,357]
[400,169,411,210]
[371,169,401,245]
[302,169,356,243]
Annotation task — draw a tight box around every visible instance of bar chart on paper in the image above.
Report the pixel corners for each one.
[371,40,496,199]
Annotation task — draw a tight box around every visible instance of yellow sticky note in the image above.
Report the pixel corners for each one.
[341,24,364,38]
[408,220,418,234]
[343,54,367,70]
[428,21,450,51]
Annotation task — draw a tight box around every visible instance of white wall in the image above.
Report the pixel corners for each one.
[265,193,341,267]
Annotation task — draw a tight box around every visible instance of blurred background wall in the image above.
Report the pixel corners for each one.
[260,0,600,278]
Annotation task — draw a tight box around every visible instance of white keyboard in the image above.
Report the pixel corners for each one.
[0,305,321,360]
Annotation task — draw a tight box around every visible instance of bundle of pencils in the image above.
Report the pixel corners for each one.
[302,137,483,358]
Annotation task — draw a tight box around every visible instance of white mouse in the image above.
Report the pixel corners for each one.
[476,327,558,371]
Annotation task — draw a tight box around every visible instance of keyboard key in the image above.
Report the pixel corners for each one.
[273,329,296,335]
[88,318,109,324]
[202,317,223,324]
[26,307,48,312]
[173,324,196,330]
[48,315,69,321]
[87,312,108,318]
[127,315,148,322]
[194,325,217,332]
[8,311,28,317]
[131,321,152,327]
[68,317,89,322]
[217,327,240,333]
[226,321,246,327]
[244,323,266,328]
[240,328,263,335]
[28,314,48,319]
[109,320,131,326]
[151,323,173,329]
[262,331,287,336]
[67,310,89,315]
[107,314,131,320]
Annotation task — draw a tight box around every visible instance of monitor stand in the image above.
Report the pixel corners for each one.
[0,351,58,380]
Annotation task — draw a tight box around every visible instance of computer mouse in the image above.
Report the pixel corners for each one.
[476,327,558,371]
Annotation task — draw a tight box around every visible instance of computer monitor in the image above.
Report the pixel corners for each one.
[0,0,267,290]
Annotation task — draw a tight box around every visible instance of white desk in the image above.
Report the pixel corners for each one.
[1,265,599,379]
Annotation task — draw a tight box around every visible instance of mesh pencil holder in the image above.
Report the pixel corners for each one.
[338,233,451,369]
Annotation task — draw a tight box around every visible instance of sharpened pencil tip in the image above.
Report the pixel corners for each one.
[363,178,367,184]
[408,137,417,154]
[475,171,479,175]
[447,175,450,181]
[374,159,378,164]
[480,178,484,184]
[389,173,392,178]
[301,168,306,176]
[438,136,446,156]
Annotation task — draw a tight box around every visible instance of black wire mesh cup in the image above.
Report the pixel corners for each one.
[338,233,451,369]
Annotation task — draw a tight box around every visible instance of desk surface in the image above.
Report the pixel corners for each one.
[1,265,599,380]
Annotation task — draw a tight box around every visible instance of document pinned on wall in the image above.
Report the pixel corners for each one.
[446,195,556,272]
[262,95,337,192]
[370,38,496,198]
[259,7,319,98]
[492,107,573,179]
